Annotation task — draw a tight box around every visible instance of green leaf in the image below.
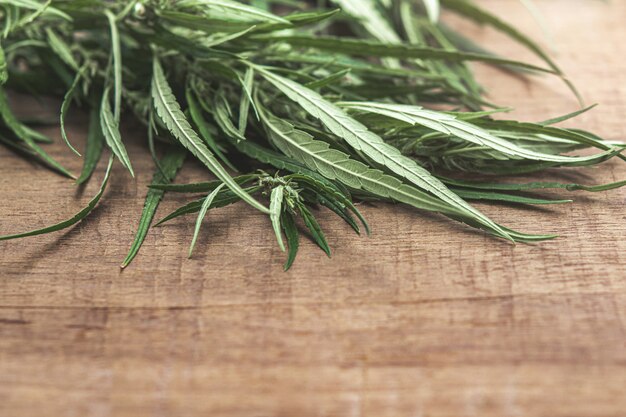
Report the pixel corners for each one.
[450,188,572,205]
[104,9,122,121]
[45,28,79,71]
[297,203,331,257]
[151,57,269,214]
[188,183,226,258]
[157,11,252,34]
[257,105,466,219]
[178,0,290,24]
[340,101,618,163]
[156,186,263,225]
[539,104,597,126]
[440,176,626,193]
[254,67,513,241]
[330,0,401,44]
[122,147,186,268]
[3,0,71,22]
[161,8,338,35]
[203,24,258,48]
[213,91,247,142]
[288,172,369,235]
[100,87,134,176]
[238,66,254,133]
[473,118,623,158]
[281,209,299,271]
[258,8,339,32]
[60,64,88,156]
[0,44,7,85]
[251,35,556,74]
[186,86,237,170]
[227,136,355,201]
[304,69,350,90]
[319,195,361,234]
[270,185,286,251]
[76,103,105,185]
[150,175,258,193]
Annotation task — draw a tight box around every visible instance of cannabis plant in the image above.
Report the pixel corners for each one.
[0,0,624,269]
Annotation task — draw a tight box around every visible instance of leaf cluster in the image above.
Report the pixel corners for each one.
[0,0,624,269]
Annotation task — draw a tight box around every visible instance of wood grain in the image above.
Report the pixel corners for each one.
[1,1,625,416]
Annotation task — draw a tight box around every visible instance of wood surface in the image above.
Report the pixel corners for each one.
[1,1,625,416]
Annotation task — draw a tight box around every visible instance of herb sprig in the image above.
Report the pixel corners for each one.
[0,0,623,270]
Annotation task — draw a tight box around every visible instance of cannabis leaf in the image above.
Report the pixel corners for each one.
[151,56,269,214]
[189,183,225,258]
[270,185,286,252]
[254,66,513,241]
[179,0,290,24]
[100,87,134,176]
[339,101,619,163]
[259,104,475,219]
[122,147,186,268]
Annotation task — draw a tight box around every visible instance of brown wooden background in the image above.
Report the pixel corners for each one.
[1,1,625,416]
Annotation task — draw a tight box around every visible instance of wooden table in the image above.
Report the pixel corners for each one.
[1,1,625,416]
